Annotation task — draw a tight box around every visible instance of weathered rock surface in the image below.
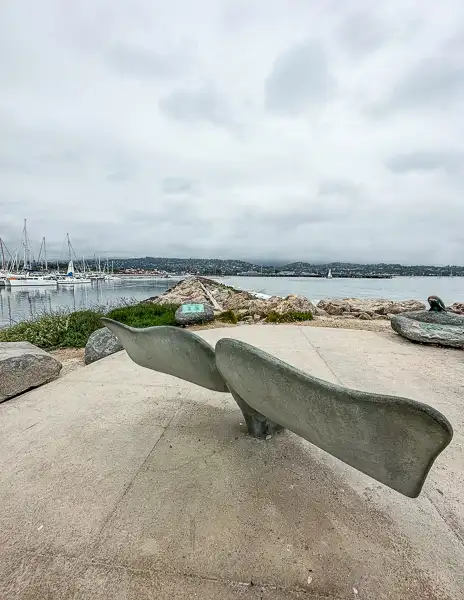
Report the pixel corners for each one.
[85,328,123,365]
[146,276,321,321]
[448,302,464,314]
[0,342,62,402]
[391,310,464,349]
[175,302,215,325]
[317,298,426,319]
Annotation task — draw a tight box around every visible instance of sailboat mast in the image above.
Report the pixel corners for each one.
[43,237,48,271]
[0,238,6,271]
[67,233,72,260]
[22,219,28,270]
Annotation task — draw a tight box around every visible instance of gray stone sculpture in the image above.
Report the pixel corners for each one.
[102,318,453,498]
[391,310,464,349]
[215,339,452,498]
[101,318,228,392]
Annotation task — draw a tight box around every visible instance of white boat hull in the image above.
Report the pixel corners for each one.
[7,277,57,287]
[57,278,91,284]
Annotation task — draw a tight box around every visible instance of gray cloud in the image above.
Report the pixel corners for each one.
[0,0,463,265]
[265,42,332,115]
[318,179,363,196]
[161,177,197,194]
[386,151,463,174]
[104,43,194,80]
[338,12,388,58]
[370,56,464,117]
[160,85,234,128]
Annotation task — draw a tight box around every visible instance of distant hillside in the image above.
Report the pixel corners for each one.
[106,257,464,277]
[111,256,260,275]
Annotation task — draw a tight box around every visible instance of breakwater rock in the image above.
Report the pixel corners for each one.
[316,298,426,320]
[145,276,321,322]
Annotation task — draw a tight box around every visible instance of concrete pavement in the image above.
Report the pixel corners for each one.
[1,325,463,599]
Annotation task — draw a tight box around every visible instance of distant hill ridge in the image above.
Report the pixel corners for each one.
[106,257,464,277]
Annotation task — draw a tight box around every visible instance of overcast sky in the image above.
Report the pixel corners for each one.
[1,0,463,264]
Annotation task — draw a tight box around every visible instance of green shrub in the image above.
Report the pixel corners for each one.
[0,302,180,350]
[60,310,104,347]
[106,302,179,328]
[265,311,313,323]
[216,309,238,324]
[0,309,104,349]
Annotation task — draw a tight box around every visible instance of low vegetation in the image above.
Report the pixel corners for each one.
[0,302,179,350]
[216,309,238,324]
[106,303,178,328]
[0,298,315,351]
[265,311,313,323]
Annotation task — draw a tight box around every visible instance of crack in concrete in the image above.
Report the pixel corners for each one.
[14,548,346,599]
[424,492,464,547]
[298,327,343,385]
[83,405,184,555]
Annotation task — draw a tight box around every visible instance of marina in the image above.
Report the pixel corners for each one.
[0,221,131,289]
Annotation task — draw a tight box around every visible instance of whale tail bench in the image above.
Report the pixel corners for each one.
[101,318,453,498]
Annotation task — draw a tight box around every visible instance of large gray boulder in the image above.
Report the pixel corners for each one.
[391,310,464,349]
[175,302,214,325]
[317,298,426,319]
[0,342,62,402]
[85,327,123,365]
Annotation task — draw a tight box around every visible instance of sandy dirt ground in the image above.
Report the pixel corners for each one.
[50,348,85,377]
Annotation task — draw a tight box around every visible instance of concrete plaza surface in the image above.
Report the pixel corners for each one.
[1,325,463,599]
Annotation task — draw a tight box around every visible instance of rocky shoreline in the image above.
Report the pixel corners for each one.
[145,276,427,323]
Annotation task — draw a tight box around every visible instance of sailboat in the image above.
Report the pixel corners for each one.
[57,258,91,284]
[327,268,333,279]
[6,220,57,287]
[56,234,91,284]
[104,260,121,281]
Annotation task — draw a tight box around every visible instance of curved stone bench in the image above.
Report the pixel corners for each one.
[101,318,228,392]
[215,338,452,498]
[102,319,453,498]
[391,310,464,349]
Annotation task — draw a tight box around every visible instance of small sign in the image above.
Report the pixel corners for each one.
[181,303,205,314]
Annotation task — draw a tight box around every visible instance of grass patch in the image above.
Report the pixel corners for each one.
[265,310,313,323]
[0,309,104,349]
[216,309,238,324]
[106,303,179,328]
[0,302,180,350]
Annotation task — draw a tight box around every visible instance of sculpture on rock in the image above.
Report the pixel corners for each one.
[102,318,453,498]
[391,297,464,349]
[428,295,447,312]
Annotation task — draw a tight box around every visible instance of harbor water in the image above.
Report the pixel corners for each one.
[1,276,463,328]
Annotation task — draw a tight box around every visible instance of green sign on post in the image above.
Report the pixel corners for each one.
[181,303,205,314]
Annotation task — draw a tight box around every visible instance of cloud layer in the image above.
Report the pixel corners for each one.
[1,0,463,264]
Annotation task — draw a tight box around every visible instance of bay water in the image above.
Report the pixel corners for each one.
[1,276,463,328]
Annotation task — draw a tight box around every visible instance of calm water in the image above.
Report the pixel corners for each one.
[0,278,175,328]
[221,276,464,306]
[1,276,463,328]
